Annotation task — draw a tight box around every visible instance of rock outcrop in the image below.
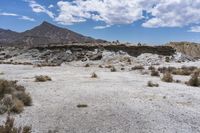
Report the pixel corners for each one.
[167,42,200,59]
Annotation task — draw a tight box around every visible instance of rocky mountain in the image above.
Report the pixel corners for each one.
[167,42,200,59]
[0,29,20,45]
[0,21,106,47]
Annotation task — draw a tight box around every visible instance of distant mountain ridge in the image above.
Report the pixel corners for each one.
[0,21,106,47]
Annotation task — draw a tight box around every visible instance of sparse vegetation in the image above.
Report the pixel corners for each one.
[91,72,98,78]
[0,72,4,75]
[35,75,52,82]
[162,72,173,82]
[0,79,32,114]
[148,66,155,70]
[186,71,200,87]
[165,57,170,62]
[132,65,144,70]
[84,63,90,67]
[147,81,159,87]
[0,115,31,133]
[110,66,117,72]
[77,104,88,108]
[151,70,160,77]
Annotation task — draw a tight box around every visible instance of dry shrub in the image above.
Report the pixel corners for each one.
[132,65,144,70]
[98,65,103,68]
[165,57,170,62]
[172,69,192,76]
[84,63,90,67]
[151,70,160,77]
[91,72,98,78]
[148,66,155,70]
[35,75,52,82]
[187,71,200,87]
[105,65,113,68]
[77,104,88,108]
[0,72,4,75]
[147,81,159,87]
[110,67,117,72]
[162,72,173,82]
[0,79,32,114]
[0,115,31,133]
[11,99,24,114]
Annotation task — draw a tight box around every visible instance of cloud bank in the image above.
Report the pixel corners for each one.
[25,0,200,31]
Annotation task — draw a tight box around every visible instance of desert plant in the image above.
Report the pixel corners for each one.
[0,79,32,114]
[84,63,90,67]
[151,70,160,77]
[91,72,98,78]
[148,66,155,70]
[110,67,117,72]
[0,115,31,133]
[147,81,159,87]
[35,75,52,82]
[77,104,88,108]
[162,72,173,82]
[187,71,200,87]
[165,57,170,62]
[132,65,144,70]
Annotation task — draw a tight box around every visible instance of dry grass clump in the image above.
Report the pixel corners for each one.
[35,75,52,82]
[165,57,170,62]
[0,115,31,133]
[110,66,117,72]
[0,72,4,75]
[162,72,173,82]
[151,70,160,77]
[77,104,88,108]
[91,72,98,78]
[186,71,200,87]
[84,63,90,67]
[147,81,159,87]
[132,65,144,70]
[0,79,32,114]
[172,66,198,76]
[148,66,155,70]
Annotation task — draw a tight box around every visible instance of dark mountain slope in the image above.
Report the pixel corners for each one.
[0,21,106,47]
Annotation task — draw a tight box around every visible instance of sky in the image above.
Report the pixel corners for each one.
[1,0,200,45]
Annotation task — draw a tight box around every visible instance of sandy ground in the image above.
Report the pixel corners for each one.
[0,61,200,133]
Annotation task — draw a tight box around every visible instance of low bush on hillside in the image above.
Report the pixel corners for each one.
[132,65,144,70]
[162,72,173,82]
[35,75,52,82]
[0,115,31,133]
[0,79,32,114]
[151,70,160,77]
[147,81,159,87]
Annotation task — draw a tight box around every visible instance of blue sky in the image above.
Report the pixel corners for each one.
[1,0,200,45]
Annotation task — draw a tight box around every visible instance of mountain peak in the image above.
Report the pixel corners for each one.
[40,21,55,27]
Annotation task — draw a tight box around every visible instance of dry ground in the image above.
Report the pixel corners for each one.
[0,61,200,133]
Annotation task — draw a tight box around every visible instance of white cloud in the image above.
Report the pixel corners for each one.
[24,0,200,30]
[0,12,18,16]
[48,4,54,9]
[19,16,35,21]
[94,25,111,30]
[26,0,54,18]
[55,0,144,27]
[142,0,200,28]
[188,26,200,32]
[0,12,35,22]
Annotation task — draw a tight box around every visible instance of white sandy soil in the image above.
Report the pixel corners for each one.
[0,61,200,133]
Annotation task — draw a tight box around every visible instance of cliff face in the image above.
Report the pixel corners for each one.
[35,44,175,57]
[167,42,200,58]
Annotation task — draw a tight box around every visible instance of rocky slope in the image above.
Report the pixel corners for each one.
[168,42,200,59]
